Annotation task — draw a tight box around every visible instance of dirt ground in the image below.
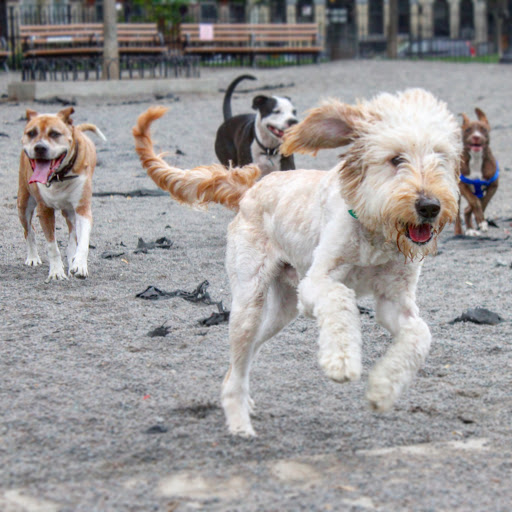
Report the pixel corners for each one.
[1,60,512,512]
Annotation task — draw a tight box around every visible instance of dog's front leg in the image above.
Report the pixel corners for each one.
[18,192,41,267]
[299,267,362,383]
[460,184,486,234]
[62,208,77,270]
[367,293,431,412]
[37,203,67,282]
[69,211,92,279]
[479,180,498,231]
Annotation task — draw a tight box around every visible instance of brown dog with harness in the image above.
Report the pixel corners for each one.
[17,107,105,281]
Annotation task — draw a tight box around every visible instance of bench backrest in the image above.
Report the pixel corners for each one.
[180,23,320,46]
[19,23,163,47]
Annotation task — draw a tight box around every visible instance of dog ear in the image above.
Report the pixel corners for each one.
[57,107,75,125]
[475,108,490,128]
[252,95,270,110]
[26,109,38,121]
[281,100,362,156]
[460,113,470,127]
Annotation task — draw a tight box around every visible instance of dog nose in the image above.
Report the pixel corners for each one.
[287,119,298,127]
[34,143,47,157]
[415,195,441,220]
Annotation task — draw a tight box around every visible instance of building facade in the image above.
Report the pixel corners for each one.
[1,0,506,52]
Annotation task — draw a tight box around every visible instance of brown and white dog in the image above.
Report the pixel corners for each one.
[17,107,105,282]
[133,89,461,437]
[454,108,498,236]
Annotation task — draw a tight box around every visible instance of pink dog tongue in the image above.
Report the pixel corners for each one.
[29,160,53,184]
[408,224,432,243]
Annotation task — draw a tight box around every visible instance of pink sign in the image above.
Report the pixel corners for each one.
[199,24,214,41]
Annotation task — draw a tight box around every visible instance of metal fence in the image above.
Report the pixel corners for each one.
[358,35,500,63]
[21,55,200,82]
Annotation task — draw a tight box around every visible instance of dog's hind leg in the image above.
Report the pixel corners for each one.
[367,271,431,412]
[17,192,41,267]
[222,237,298,436]
[222,276,298,437]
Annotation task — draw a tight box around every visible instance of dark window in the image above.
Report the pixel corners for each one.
[460,0,474,38]
[369,0,384,35]
[433,0,450,37]
[398,0,410,34]
[270,0,286,23]
[229,3,245,23]
[200,2,217,23]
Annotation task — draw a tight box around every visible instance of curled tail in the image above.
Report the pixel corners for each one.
[133,106,260,211]
[222,74,256,121]
[77,123,107,141]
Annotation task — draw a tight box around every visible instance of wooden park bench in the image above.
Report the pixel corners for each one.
[180,23,323,65]
[20,22,166,59]
[19,22,170,80]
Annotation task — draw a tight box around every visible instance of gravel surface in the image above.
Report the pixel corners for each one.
[1,60,512,512]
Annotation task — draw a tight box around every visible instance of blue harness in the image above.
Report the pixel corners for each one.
[460,162,499,199]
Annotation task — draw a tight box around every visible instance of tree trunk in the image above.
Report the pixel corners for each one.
[102,0,119,79]
[387,0,398,59]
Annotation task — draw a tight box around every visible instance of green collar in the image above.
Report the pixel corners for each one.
[348,209,358,219]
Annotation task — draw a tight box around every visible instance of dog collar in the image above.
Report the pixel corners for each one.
[254,133,280,157]
[348,209,358,219]
[460,161,499,199]
[47,142,79,186]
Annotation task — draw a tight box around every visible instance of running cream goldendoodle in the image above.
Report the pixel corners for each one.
[133,89,461,437]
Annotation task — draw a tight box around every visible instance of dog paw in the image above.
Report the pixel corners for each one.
[69,260,89,279]
[465,228,480,237]
[45,268,68,283]
[319,352,361,383]
[222,394,256,437]
[228,421,257,438]
[25,255,42,267]
[366,375,397,412]
[478,221,488,233]
[224,407,257,437]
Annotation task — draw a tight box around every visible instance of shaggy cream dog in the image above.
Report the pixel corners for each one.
[133,89,461,437]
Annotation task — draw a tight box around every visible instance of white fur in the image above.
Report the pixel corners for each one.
[220,90,461,436]
[35,177,91,279]
[468,149,484,180]
[69,214,91,277]
[222,171,440,436]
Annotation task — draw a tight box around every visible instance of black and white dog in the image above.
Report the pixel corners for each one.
[214,74,298,177]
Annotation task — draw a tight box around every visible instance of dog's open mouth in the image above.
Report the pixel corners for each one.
[267,125,284,139]
[28,154,66,184]
[469,142,483,152]
[406,224,433,244]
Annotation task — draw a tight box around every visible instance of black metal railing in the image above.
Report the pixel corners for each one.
[21,55,200,82]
